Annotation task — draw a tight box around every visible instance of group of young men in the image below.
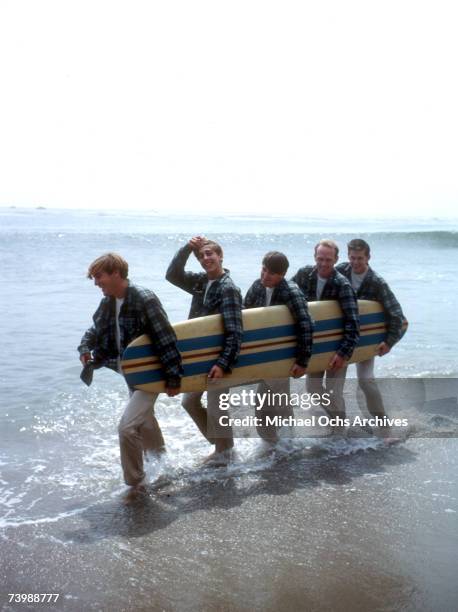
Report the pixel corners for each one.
[78,237,404,497]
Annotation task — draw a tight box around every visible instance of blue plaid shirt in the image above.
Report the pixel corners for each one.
[291,266,360,359]
[336,263,405,347]
[244,278,314,367]
[78,282,183,387]
[166,245,243,372]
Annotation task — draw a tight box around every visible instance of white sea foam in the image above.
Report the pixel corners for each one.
[0,506,88,529]
[0,489,27,508]
[0,376,419,533]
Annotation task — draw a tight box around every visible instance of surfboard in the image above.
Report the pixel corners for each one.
[121,300,408,393]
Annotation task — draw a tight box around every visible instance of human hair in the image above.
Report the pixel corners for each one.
[197,240,223,259]
[87,253,129,279]
[262,251,289,275]
[314,239,339,257]
[347,238,371,257]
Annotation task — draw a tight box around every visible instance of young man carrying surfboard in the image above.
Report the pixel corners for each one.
[244,251,313,443]
[78,253,183,497]
[292,240,360,431]
[336,238,405,437]
[166,236,243,464]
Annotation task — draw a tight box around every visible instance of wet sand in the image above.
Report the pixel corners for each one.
[2,438,457,612]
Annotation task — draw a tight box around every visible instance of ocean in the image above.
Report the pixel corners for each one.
[1,207,457,611]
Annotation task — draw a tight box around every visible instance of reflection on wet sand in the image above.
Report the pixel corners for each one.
[3,439,456,611]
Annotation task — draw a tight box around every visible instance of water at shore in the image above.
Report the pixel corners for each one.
[2,437,457,611]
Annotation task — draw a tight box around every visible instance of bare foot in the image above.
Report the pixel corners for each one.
[122,481,148,504]
[202,448,235,467]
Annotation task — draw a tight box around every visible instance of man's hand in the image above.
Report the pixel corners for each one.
[165,386,181,397]
[208,365,225,379]
[327,353,346,370]
[377,342,391,357]
[80,352,92,366]
[189,235,207,253]
[290,363,307,378]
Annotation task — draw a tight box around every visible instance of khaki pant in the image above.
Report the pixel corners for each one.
[355,358,391,435]
[118,390,164,486]
[254,378,294,442]
[182,388,233,452]
[306,366,348,420]
[356,357,386,419]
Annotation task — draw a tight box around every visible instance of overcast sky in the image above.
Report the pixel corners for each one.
[0,0,457,218]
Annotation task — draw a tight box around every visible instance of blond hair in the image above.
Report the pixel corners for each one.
[314,239,339,257]
[87,253,129,279]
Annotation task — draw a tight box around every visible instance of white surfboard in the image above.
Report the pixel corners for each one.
[121,300,407,393]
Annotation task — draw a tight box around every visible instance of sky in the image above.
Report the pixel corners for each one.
[0,0,457,218]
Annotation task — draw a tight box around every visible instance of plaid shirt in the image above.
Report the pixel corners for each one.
[291,266,360,359]
[78,282,183,387]
[166,245,243,372]
[244,278,314,367]
[336,263,405,347]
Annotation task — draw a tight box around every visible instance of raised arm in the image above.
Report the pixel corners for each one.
[165,242,203,294]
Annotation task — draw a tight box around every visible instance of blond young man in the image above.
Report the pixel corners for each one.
[78,253,182,496]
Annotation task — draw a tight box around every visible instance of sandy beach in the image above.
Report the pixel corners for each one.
[2,436,457,612]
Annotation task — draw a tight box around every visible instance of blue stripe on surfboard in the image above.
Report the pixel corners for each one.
[314,311,384,330]
[178,324,295,351]
[124,326,297,359]
[125,348,298,385]
[123,332,387,386]
[123,311,387,361]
